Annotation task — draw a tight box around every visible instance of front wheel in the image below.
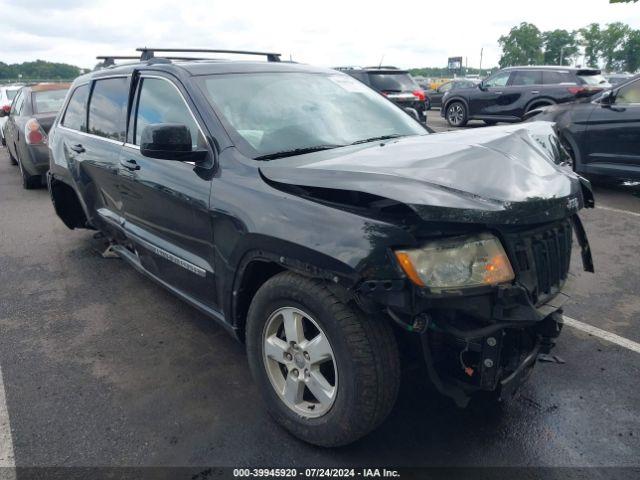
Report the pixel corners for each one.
[446,101,468,127]
[246,272,400,447]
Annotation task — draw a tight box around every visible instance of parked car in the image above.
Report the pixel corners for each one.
[1,83,70,188]
[528,75,640,181]
[336,66,428,122]
[0,85,22,146]
[441,66,610,127]
[47,48,594,447]
[424,79,478,110]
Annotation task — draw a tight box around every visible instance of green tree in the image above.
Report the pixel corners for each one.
[609,0,638,3]
[600,22,631,70]
[498,23,544,67]
[579,23,602,67]
[621,29,640,72]
[0,60,80,81]
[542,29,579,65]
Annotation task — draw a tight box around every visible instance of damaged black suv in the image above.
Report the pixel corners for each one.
[47,48,594,447]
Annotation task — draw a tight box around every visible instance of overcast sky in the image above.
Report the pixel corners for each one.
[1,0,639,70]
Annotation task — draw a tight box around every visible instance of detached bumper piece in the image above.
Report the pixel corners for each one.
[419,311,563,407]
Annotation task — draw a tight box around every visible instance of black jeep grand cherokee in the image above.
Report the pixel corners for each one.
[47,48,594,447]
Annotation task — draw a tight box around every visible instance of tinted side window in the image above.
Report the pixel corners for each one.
[543,71,575,85]
[11,90,24,115]
[616,80,640,104]
[484,71,511,88]
[62,85,89,132]
[88,77,129,141]
[134,77,202,147]
[511,70,542,86]
[439,82,452,92]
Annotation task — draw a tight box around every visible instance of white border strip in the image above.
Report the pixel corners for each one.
[0,364,15,469]
[563,315,640,354]
[596,205,640,218]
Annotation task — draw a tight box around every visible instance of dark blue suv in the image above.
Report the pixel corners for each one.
[441,66,610,127]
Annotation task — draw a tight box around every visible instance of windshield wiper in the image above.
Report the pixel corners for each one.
[255,144,344,161]
[350,134,406,145]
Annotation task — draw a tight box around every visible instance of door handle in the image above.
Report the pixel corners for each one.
[70,144,85,153]
[495,91,503,95]
[531,90,540,94]
[120,158,140,170]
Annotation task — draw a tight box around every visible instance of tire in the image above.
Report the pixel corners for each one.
[7,146,17,166]
[425,97,431,111]
[483,120,498,126]
[246,271,400,447]
[17,152,41,189]
[446,101,468,127]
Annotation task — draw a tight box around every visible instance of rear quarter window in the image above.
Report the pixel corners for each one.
[61,85,90,132]
[88,77,129,141]
[543,71,576,85]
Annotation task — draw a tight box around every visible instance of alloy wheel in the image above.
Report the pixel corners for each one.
[447,103,465,126]
[262,306,337,418]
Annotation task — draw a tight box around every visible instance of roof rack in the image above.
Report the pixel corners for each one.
[136,47,281,62]
[96,56,141,67]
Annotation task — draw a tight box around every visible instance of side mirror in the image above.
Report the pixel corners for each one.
[140,123,207,162]
[0,105,10,118]
[478,82,487,91]
[599,90,615,106]
[404,107,420,121]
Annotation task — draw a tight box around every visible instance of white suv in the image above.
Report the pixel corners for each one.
[0,85,22,145]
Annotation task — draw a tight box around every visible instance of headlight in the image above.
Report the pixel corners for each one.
[394,234,514,290]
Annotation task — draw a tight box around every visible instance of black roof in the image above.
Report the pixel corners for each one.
[76,56,336,86]
[500,65,601,73]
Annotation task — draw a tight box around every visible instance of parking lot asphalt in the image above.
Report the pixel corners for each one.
[0,132,639,471]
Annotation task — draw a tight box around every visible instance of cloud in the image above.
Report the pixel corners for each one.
[0,0,638,69]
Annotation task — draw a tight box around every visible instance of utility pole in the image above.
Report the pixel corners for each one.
[479,47,483,76]
[560,46,566,66]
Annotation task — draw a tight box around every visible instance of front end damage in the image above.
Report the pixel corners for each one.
[260,121,595,406]
[361,214,594,407]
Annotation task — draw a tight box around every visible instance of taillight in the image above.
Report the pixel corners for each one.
[2,105,10,114]
[25,118,46,145]
[568,86,602,96]
[413,89,426,101]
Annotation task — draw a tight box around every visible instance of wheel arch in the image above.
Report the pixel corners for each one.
[229,247,359,342]
[47,174,90,230]
[442,95,469,113]
[525,97,556,113]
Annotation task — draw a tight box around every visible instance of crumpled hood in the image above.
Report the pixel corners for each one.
[259,122,587,225]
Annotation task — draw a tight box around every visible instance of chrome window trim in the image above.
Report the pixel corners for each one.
[134,74,208,147]
[57,125,124,146]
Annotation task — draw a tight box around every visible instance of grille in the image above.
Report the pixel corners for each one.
[506,221,573,304]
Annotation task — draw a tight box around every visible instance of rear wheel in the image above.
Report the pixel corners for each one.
[246,272,400,447]
[446,101,468,127]
[425,97,431,111]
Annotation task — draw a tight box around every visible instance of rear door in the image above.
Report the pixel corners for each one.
[119,74,218,309]
[5,89,25,157]
[583,78,640,177]
[470,70,513,118]
[70,76,129,234]
[508,69,543,116]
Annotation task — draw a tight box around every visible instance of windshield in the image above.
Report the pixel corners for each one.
[33,89,68,113]
[6,89,18,101]
[368,72,418,92]
[198,72,426,159]
[579,74,610,87]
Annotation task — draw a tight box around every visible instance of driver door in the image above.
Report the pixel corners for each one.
[583,79,640,174]
[120,74,219,310]
[470,70,513,117]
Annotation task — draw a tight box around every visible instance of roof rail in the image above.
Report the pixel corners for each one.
[96,56,140,67]
[136,47,281,62]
